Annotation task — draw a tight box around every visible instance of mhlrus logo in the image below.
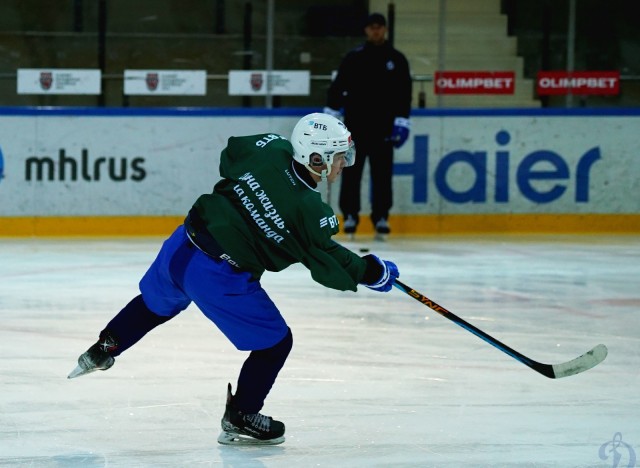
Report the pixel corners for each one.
[25,149,146,182]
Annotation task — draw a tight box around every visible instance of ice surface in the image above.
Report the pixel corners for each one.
[1,234,638,467]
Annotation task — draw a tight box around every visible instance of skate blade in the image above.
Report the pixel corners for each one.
[374,233,387,242]
[67,364,95,379]
[67,357,114,379]
[217,431,285,446]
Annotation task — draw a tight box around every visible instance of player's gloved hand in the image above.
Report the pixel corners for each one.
[361,254,400,293]
[323,106,343,120]
[390,117,410,148]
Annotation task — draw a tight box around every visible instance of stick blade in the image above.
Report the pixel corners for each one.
[551,344,608,379]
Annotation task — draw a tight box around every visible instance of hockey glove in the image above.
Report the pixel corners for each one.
[323,106,343,120]
[361,254,400,293]
[391,117,410,148]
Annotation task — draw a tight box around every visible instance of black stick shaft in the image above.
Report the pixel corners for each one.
[393,279,554,378]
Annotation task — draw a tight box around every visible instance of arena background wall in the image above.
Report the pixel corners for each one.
[0,107,638,236]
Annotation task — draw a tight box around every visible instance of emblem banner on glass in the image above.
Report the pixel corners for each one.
[17,69,101,95]
[124,70,207,95]
[228,71,310,95]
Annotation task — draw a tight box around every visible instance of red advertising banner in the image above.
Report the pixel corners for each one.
[434,71,515,95]
[536,71,620,95]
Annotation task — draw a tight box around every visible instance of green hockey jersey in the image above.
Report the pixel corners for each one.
[191,133,367,291]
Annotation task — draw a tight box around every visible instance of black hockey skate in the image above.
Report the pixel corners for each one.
[217,383,285,445]
[67,331,117,379]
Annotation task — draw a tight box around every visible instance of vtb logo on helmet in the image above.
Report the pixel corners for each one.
[310,122,328,131]
[291,113,356,180]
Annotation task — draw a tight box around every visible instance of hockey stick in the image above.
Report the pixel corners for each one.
[393,280,608,379]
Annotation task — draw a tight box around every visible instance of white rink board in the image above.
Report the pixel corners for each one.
[0,114,295,216]
[0,109,638,216]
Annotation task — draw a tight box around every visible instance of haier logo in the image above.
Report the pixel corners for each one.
[395,130,601,204]
[25,149,146,182]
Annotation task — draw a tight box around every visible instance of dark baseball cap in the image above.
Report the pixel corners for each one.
[366,13,387,27]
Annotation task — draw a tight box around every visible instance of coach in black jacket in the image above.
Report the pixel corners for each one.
[324,12,412,238]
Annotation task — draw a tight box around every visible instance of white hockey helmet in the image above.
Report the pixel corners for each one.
[291,113,355,179]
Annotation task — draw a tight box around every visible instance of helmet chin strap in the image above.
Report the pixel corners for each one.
[306,164,329,182]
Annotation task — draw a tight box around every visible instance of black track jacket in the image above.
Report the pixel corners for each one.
[326,41,412,141]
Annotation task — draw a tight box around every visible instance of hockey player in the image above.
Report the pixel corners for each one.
[68,113,400,445]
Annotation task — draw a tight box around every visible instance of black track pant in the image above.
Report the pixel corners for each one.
[339,138,394,225]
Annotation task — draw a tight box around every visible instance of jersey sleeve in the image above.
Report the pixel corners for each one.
[295,197,367,291]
